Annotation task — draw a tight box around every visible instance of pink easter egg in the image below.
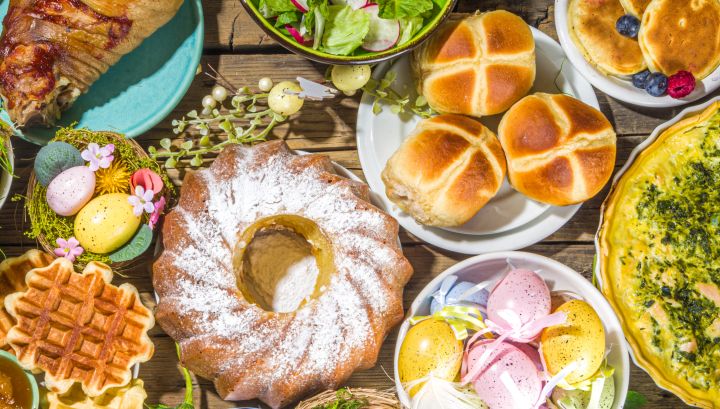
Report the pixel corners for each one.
[509,342,543,372]
[487,269,551,338]
[467,340,543,409]
[46,166,96,217]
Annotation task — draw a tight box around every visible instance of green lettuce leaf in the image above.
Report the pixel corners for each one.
[377,0,433,19]
[264,0,297,13]
[398,16,423,45]
[321,5,370,55]
[275,10,301,27]
[303,0,329,39]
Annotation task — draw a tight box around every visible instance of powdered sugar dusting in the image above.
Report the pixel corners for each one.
[156,143,405,401]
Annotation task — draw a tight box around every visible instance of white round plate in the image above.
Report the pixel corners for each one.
[555,0,720,108]
[393,252,630,409]
[357,27,585,254]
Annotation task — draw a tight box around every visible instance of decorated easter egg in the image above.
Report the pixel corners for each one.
[34,142,84,186]
[487,269,550,337]
[466,340,542,409]
[398,319,463,396]
[74,193,141,254]
[46,166,96,217]
[430,280,489,314]
[510,341,543,372]
[541,300,606,384]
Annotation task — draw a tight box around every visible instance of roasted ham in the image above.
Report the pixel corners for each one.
[0,0,183,127]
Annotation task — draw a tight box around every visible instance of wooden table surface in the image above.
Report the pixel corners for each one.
[0,0,706,407]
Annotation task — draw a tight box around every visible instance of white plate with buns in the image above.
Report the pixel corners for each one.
[357,27,595,254]
[555,0,720,108]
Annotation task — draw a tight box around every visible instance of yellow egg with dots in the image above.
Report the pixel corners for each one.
[331,65,372,94]
[74,193,141,254]
[268,81,304,116]
[541,300,606,385]
[398,318,463,397]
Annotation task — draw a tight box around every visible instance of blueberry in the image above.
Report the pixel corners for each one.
[645,72,668,97]
[616,14,641,38]
[632,70,651,88]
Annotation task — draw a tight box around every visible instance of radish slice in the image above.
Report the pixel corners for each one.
[360,3,400,52]
[286,24,312,46]
[331,0,368,9]
[290,0,309,12]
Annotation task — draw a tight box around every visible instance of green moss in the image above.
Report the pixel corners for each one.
[26,127,175,265]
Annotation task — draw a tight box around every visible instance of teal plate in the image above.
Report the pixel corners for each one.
[0,0,204,145]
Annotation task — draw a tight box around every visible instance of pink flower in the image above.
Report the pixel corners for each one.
[128,185,156,217]
[81,143,115,172]
[54,237,84,262]
[148,196,166,230]
[130,168,164,195]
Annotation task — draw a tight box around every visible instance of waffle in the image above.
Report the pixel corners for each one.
[0,250,54,351]
[44,379,147,409]
[4,258,154,397]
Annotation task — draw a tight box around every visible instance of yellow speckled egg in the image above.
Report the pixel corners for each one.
[541,299,606,384]
[398,318,463,396]
[74,193,141,254]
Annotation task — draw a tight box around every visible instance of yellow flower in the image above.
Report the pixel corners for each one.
[95,161,131,195]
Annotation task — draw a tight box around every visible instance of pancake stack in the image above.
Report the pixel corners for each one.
[569,0,647,77]
[639,0,720,80]
[620,0,651,15]
[570,0,720,83]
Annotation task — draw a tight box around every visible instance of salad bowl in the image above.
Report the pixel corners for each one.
[239,0,457,64]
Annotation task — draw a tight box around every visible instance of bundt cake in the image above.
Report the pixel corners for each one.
[153,141,414,408]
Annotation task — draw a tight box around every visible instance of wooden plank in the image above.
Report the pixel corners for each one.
[0,243,688,407]
[0,0,702,405]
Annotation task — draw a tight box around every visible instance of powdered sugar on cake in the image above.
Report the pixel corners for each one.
[154,142,410,403]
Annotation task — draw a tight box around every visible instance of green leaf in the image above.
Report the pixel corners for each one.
[187,110,198,119]
[275,10,301,27]
[377,0,433,19]
[160,138,172,150]
[147,146,157,154]
[398,16,424,45]
[415,95,427,106]
[264,0,296,12]
[165,157,177,169]
[180,141,193,150]
[624,391,648,409]
[220,119,233,133]
[321,5,371,56]
[190,154,203,167]
[199,135,212,147]
[372,102,382,115]
[390,104,401,114]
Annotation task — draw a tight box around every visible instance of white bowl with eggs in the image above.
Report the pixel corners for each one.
[393,251,630,409]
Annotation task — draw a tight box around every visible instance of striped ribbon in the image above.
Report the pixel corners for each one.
[410,305,489,340]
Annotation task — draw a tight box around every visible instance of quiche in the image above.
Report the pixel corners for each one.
[599,102,720,408]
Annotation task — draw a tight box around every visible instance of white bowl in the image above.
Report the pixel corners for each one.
[393,251,630,409]
[554,0,720,108]
[0,138,14,209]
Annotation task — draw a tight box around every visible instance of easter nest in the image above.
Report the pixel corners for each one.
[25,128,175,267]
[296,388,401,409]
